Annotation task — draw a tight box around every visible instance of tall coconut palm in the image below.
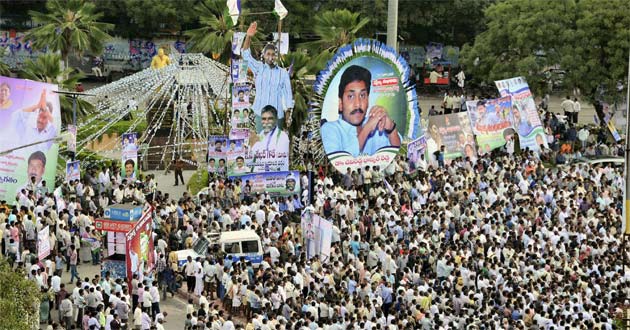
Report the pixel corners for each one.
[301,9,370,72]
[25,0,113,70]
[185,0,263,63]
[19,53,93,125]
[0,48,10,76]
[283,51,313,137]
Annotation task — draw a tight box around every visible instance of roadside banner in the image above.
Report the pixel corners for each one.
[495,77,547,151]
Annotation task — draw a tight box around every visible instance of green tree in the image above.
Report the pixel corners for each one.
[185,0,264,63]
[461,0,629,102]
[19,53,93,125]
[94,0,198,38]
[0,256,41,330]
[564,0,630,102]
[0,48,10,76]
[283,51,313,136]
[300,9,370,72]
[460,0,578,97]
[24,0,114,69]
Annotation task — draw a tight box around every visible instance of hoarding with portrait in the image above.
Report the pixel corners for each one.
[466,96,514,153]
[0,76,61,201]
[313,39,420,174]
[407,135,427,174]
[232,85,251,110]
[125,207,154,287]
[425,113,477,163]
[121,132,138,181]
[207,135,228,174]
[65,160,81,182]
[233,170,300,197]
[495,77,547,152]
[301,210,332,261]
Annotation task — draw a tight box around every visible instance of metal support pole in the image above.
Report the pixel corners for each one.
[623,47,630,275]
[386,0,399,51]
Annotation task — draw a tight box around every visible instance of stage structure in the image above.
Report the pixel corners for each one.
[75,50,230,170]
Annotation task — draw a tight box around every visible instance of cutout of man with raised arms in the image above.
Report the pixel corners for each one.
[321,65,401,157]
[241,22,293,130]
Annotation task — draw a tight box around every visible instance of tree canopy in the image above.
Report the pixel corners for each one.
[25,0,114,66]
[461,0,630,101]
[0,257,41,330]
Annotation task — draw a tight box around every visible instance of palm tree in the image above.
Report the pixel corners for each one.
[0,48,10,76]
[283,51,313,137]
[25,0,113,70]
[301,9,370,72]
[19,53,93,125]
[185,0,263,63]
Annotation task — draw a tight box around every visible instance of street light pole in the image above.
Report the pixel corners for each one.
[53,90,94,161]
[386,0,398,51]
[624,46,630,274]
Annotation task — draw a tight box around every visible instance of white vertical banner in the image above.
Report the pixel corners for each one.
[67,125,77,153]
[38,225,50,260]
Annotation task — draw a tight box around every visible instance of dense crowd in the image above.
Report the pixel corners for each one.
[1,105,630,330]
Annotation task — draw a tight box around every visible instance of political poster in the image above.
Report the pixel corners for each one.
[495,77,547,152]
[426,113,477,163]
[226,138,250,176]
[67,124,77,153]
[232,170,300,197]
[231,59,249,84]
[37,225,50,260]
[314,39,420,174]
[0,76,61,201]
[125,206,154,287]
[207,135,228,174]
[301,210,333,261]
[231,32,246,56]
[272,32,290,55]
[65,160,81,182]
[407,135,427,174]
[121,132,138,181]
[466,96,514,153]
[231,108,251,129]
[245,124,289,173]
[426,42,444,61]
[232,85,251,110]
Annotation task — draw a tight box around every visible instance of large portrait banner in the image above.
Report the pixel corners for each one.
[426,113,477,163]
[495,77,547,152]
[0,76,61,201]
[466,96,514,154]
[312,39,420,174]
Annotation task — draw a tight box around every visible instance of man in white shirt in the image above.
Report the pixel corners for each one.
[560,96,575,125]
[250,105,289,172]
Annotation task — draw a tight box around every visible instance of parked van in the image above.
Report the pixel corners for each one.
[219,230,263,265]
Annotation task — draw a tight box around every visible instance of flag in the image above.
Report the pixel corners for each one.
[273,0,288,20]
[225,0,241,27]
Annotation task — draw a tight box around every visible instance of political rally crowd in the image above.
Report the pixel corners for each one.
[1,103,630,330]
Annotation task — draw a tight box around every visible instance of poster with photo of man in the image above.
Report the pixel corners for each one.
[208,135,228,173]
[232,85,251,110]
[0,76,61,201]
[121,132,138,181]
[313,40,420,174]
[66,160,81,182]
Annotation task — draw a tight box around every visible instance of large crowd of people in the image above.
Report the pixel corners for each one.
[1,99,629,330]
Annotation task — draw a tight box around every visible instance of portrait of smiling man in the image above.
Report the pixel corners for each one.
[321,65,401,157]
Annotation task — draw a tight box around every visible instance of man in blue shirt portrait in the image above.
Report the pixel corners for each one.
[242,22,294,131]
[321,65,401,157]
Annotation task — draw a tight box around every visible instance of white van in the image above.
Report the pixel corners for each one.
[219,230,263,265]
